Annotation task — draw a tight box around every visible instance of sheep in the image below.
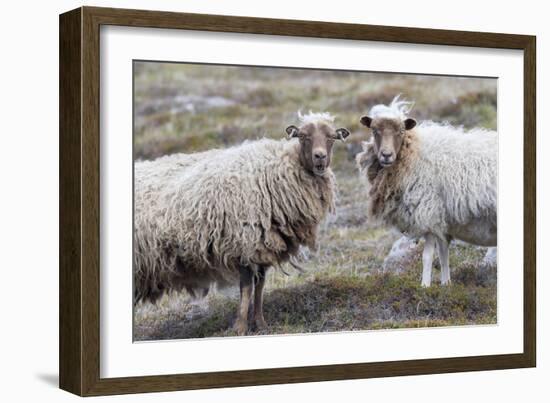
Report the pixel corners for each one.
[356,96,497,287]
[134,112,350,335]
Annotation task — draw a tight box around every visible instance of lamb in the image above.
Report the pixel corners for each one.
[356,96,497,286]
[134,112,350,335]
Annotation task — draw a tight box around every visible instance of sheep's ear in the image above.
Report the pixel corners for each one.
[404,118,417,130]
[336,128,350,141]
[360,116,372,128]
[286,125,300,139]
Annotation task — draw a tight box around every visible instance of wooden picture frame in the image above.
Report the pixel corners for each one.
[59,6,536,396]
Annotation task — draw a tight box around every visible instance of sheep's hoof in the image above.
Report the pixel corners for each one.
[421,281,431,288]
[441,279,452,286]
[254,317,268,331]
[233,319,248,336]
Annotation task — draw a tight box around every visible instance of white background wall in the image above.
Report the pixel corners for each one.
[0,0,546,401]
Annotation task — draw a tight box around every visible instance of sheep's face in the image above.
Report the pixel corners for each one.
[286,122,350,176]
[359,116,416,167]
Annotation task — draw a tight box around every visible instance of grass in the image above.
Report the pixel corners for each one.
[134,63,497,163]
[133,61,497,341]
[135,265,496,340]
[134,232,497,341]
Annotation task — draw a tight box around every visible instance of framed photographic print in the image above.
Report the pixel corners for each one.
[59,6,536,396]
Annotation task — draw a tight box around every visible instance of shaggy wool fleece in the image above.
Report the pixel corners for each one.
[357,121,497,241]
[134,138,336,303]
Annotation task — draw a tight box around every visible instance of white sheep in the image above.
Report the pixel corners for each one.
[134,112,350,335]
[356,96,497,286]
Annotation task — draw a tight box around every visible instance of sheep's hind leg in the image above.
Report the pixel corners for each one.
[437,237,451,285]
[421,234,436,287]
[234,266,253,336]
[253,266,268,331]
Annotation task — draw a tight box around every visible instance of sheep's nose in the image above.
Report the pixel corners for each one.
[314,151,327,160]
[381,151,393,159]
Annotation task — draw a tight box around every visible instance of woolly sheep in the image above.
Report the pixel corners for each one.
[356,96,497,286]
[134,112,350,335]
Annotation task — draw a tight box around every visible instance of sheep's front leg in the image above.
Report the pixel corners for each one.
[253,266,268,331]
[234,266,253,336]
[421,234,436,287]
[437,237,451,285]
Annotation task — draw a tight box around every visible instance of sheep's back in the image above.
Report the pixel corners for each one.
[417,123,497,218]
